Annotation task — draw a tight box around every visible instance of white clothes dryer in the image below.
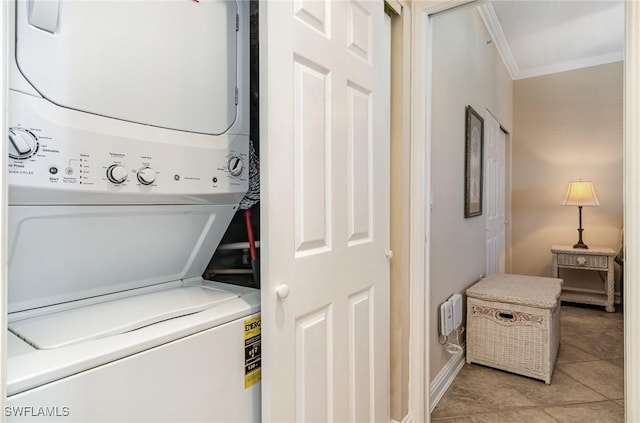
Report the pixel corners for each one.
[5,0,259,421]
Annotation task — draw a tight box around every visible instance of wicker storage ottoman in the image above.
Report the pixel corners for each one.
[466,273,563,384]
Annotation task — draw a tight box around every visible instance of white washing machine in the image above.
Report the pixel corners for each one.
[5,1,260,421]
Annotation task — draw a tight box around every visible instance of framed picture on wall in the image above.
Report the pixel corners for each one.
[465,105,484,218]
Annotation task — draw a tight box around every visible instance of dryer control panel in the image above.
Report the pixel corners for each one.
[8,91,249,206]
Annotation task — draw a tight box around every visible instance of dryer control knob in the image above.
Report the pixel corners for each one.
[8,128,39,160]
[106,164,128,184]
[137,167,157,185]
[228,156,244,177]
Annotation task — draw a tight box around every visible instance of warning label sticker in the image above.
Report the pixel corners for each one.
[244,315,261,389]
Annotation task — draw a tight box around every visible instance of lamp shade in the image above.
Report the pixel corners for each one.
[562,181,600,207]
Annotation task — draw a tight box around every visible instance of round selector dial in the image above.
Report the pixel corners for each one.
[227,156,244,177]
[137,167,157,185]
[106,164,128,184]
[8,127,39,160]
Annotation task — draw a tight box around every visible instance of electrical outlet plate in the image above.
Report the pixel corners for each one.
[451,293,463,329]
[439,300,453,336]
[440,293,463,337]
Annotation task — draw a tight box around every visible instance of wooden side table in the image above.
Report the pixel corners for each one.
[551,245,616,312]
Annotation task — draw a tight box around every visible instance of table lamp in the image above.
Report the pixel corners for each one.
[562,181,599,249]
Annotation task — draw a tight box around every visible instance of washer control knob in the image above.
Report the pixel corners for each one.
[137,167,157,185]
[106,164,128,184]
[228,156,244,177]
[8,128,38,160]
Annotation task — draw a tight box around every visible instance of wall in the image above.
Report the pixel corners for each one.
[430,6,513,381]
[511,62,624,291]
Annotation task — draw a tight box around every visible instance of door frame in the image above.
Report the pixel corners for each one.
[409,1,640,422]
[409,2,477,420]
[387,1,414,421]
[624,2,640,421]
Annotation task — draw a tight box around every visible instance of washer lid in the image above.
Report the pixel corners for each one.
[9,285,239,350]
[8,205,239,313]
[15,0,238,135]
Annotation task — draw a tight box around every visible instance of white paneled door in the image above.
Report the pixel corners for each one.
[260,1,390,422]
[484,111,506,274]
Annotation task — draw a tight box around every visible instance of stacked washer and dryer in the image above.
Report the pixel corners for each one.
[5,1,260,421]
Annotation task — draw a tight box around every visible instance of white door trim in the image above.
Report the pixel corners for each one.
[387,1,413,421]
[409,2,476,421]
[625,1,640,421]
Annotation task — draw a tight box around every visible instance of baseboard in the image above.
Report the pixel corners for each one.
[391,414,413,423]
[429,348,466,413]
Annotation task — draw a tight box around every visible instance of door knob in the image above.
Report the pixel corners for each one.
[385,250,394,259]
[276,284,290,299]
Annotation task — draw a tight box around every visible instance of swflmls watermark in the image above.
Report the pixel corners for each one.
[4,406,70,418]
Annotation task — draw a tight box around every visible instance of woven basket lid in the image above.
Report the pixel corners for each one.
[466,273,563,309]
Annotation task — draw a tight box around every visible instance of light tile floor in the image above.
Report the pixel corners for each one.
[431,304,624,422]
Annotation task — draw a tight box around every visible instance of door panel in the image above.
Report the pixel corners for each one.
[348,287,375,421]
[293,57,331,254]
[347,82,373,244]
[260,1,390,421]
[296,307,331,422]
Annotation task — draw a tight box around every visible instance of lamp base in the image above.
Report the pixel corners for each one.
[574,226,588,249]
[573,241,589,249]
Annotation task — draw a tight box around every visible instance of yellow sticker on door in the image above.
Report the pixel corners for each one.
[244,315,261,389]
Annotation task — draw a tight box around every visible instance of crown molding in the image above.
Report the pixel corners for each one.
[478,3,624,81]
[514,51,624,80]
[477,3,519,80]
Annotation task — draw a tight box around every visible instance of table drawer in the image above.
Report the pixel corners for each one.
[557,253,608,269]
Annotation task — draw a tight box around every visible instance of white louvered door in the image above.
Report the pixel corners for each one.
[260,1,390,421]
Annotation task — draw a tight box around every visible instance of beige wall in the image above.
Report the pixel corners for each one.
[511,62,624,290]
[430,6,513,381]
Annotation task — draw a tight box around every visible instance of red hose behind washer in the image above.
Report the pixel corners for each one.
[243,208,259,285]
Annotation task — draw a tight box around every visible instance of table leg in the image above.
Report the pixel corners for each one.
[606,257,615,312]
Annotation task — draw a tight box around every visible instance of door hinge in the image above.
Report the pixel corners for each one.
[235,87,239,105]
[236,13,239,31]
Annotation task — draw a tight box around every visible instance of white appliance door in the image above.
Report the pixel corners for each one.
[15,0,238,135]
[7,204,236,312]
[260,1,390,421]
